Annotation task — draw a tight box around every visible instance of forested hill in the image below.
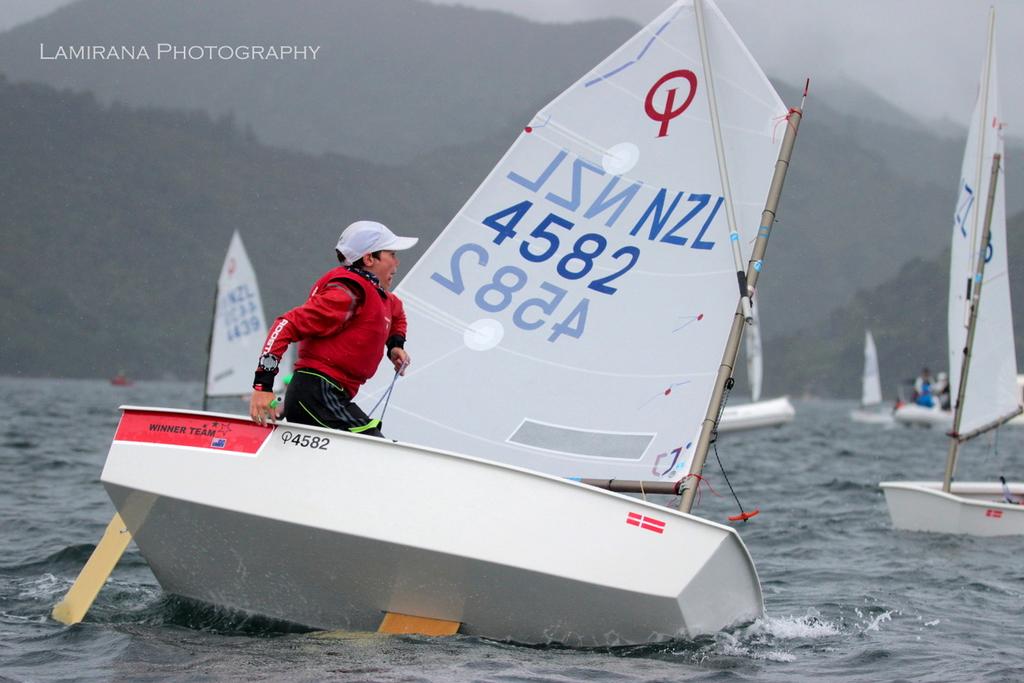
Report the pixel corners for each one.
[3,68,1024,389]
[758,210,1024,399]
[3,0,1024,347]
[0,0,637,164]
[0,77,472,380]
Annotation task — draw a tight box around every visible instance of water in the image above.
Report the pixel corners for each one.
[2,377,1023,682]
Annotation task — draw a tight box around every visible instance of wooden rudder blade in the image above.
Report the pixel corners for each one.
[51,513,133,625]
[378,611,460,636]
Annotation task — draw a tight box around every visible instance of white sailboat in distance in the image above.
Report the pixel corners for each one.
[202,231,293,410]
[850,330,893,425]
[719,307,795,432]
[881,10,1024,536]
[892,375,951,428]
[53,0,805,642]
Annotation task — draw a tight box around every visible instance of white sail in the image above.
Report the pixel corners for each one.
[862,330,882,407]
[745,312,763,402]
[946,23,1018,436]
[206,231,270,398]
[363,0,786,481]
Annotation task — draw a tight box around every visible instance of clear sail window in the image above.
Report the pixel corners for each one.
[508,419,654,460]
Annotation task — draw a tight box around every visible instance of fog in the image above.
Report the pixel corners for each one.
[5,0,1019,141]
[428,0,1024,143]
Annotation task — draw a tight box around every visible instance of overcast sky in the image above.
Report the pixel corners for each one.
[427,0,1024,142]
[2,0,1021,140]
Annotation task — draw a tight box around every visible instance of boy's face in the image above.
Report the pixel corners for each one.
[364,250,400,289]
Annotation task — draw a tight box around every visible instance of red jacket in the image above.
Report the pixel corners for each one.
[260,267,407,397]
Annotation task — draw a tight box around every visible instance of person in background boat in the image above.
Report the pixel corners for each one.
[917,366,937,409]
[911,367,940,408]
[248,220,417,436]
[912,367,931,401]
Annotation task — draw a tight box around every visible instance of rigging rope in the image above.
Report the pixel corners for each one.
[712,441,759,522]
[700,377,760,521]
[990,427,1022,504]
[368,368,403,421]
[681,473,721,508]
[714,377,735,440]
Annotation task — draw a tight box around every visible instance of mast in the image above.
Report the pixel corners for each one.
[962,9,996,309]
[942,153,1001,492]
[695,0,752,323]
[202,232,234,411]
[680,96,804,514]
[201,277,217,412]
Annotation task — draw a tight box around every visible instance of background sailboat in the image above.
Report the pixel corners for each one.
[850,330,893,424]
[719,309,795,432]
[56,0,804,642]
[881,11,1024,535]
[202,231,293,410]
[892,374,951,428]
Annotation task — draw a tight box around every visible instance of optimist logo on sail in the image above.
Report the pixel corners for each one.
[644,70,698,137]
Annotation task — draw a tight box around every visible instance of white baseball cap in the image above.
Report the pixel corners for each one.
[336,220,418,265]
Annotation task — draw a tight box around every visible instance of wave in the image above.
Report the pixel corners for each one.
[2,544,148,574]
[155,595,315,637]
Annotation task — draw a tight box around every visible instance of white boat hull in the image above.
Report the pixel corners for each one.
[718,397,794,433]
[892,403,951,429]
[880,481,1024,536]
[101,407,764,645]
[849,407,894,425]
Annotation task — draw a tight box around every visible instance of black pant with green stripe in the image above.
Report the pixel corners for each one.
[283,369,383,437]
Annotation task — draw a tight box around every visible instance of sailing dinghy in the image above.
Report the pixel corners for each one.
[892,401,950,428]
[719,310,795,432]
[203,231,292,410]
[881,11,1024,536]
[892,380,951,428]
[54,0,804,641]
[850,330,893,425]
